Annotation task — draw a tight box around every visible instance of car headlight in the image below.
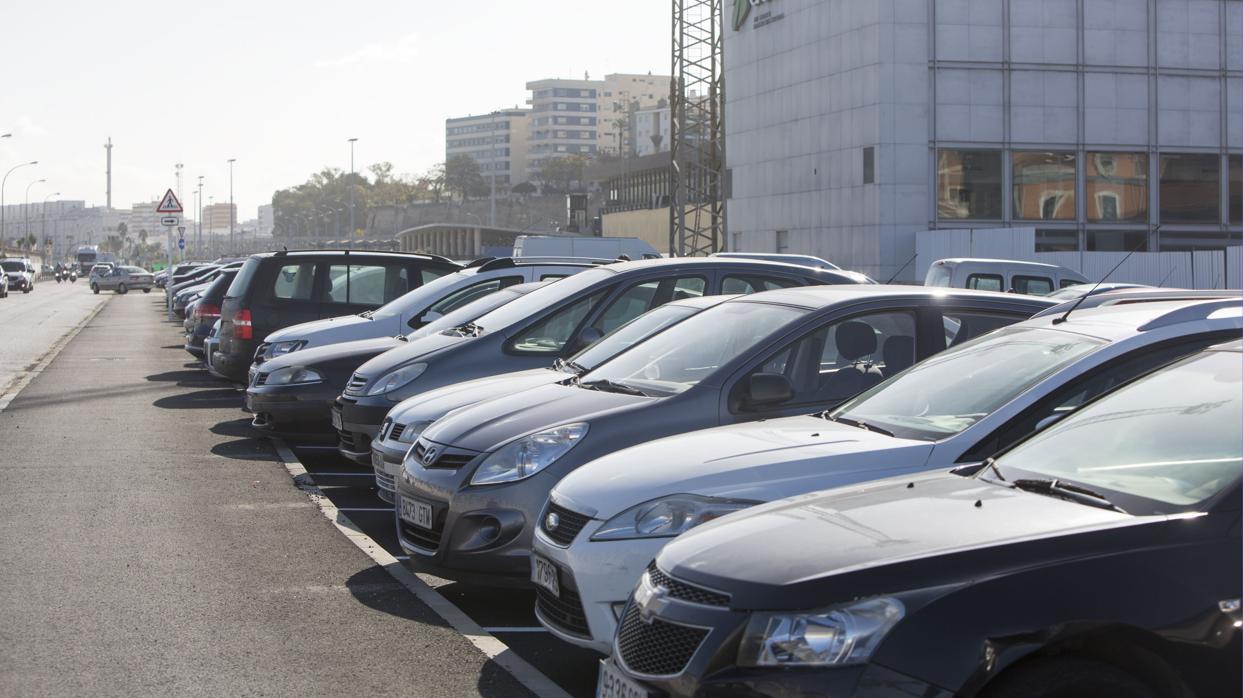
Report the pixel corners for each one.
[470,423,589,486]
[737,597,904,667]
[263,366,324,386]
[591,494,759,541]
[394,419,434,444]
[269,340,306,357]
[366,363,428,397]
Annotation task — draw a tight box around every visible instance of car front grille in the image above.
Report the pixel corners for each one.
[536,579,591,638]
[399,518,442,552]
[616,603,708,677]
[411,440,477,469]
[540,501,592,547]
[373,465,396,492]
[343,373,368,397]
[647,563,730,607]
[253,373,268,387]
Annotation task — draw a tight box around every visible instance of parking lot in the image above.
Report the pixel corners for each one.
[0,290,601,697]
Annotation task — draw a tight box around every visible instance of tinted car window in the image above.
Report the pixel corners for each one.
[226,257,263,298]
[966,274,1003,292]
[571,304,700,370]
[326,264,389,306]
[509,292,606,354]
[592,276,707,334]
[1013,275,1053,295]
[273,263,317,301]
[473,267,615,332]
[428,277,521,317]
[722,275,801,294]
[943,311,1022,347]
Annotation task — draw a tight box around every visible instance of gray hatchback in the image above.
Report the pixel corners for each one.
[393,286,1055,585]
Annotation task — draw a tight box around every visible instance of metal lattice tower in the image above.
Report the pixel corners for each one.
[670,0,725,257]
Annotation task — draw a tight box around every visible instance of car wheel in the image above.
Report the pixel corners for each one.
[117,283,128,295]
[985,657,1158,698]
[92,284,99,295]
[22,286,31,294]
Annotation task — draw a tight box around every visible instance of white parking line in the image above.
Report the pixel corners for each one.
[271,438,573,698]
[337,507,394,513]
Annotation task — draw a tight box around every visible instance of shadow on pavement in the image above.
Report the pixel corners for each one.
[4,382,165,412]
[210,437,273,461]
[144,369,227,388]
[153,388,241,410]
[210,418,256,439]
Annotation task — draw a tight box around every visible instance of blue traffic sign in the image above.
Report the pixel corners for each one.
[177,238,185,250]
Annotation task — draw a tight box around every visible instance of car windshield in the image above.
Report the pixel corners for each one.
[407,287,527,340]
[472,267,615,332]
[583,301,807,396]
[996,350,1241,514]
[831,327,1105,441]
[1,261,25,272]
[569,303,702,371]
[370,270,481,321]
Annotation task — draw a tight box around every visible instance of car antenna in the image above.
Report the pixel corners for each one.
[884,253,917,284]
[1052,239,1146,325]
[1157,265,1177,288]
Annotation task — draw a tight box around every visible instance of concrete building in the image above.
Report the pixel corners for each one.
[724,0,1243,282]
[258,204,275,236]
[526,73,670,176]
[202,202,237,234]
[632,105,672,157]
[444,108,531,188]
[127,202,166,240]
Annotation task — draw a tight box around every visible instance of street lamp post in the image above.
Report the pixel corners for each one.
[197,176,204,257]
[1,160,37,246]
[348,138,358,248]
[227,158,236,253]
[24,178,45,241]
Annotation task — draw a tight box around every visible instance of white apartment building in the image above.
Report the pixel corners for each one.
[444,109,532,188]
[725,0,1242,282]
[258,204,275,236]
[526,73,670,177]
[632,105,672,157]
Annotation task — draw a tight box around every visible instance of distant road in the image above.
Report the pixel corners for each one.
[0,280,109,398]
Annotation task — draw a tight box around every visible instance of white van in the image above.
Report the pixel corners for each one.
[925,258,1088,295]
[512,235,659,260]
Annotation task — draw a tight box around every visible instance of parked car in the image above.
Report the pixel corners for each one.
[246,281,555,436]
[212,250,461,384]
[172,264,242,316]
[603,338,1242,698]
[203,320,225,378]
[1,258,37,293]
[925,257,1088,295]
[371,294,736,502]
[90,265,155,294]
[1045,281,1151,300]
[254,257,606,363]
[535,297,1243,652]
[0,265,8,297]
[184,270,239,359]
[337,257,866,463]
[395,286,1054,587]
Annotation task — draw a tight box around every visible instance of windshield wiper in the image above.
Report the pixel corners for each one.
[443,322,485,338]
[580,378,648,397]
[981,457,1006,482]
[1011,478,1126,513]
[394,334,408,342]
[830,415,895,437]
[358,310,375,319]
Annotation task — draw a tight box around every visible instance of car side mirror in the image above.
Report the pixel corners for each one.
[745,372,794,409]
[576,326,604,347]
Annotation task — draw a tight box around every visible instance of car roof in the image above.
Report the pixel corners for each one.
[250,249,459,266]
[1019,298,1242,340]
[725,284,1058,310]
[593,256,865,281]
[1208,338,1243,352]
[933,258,1073,271]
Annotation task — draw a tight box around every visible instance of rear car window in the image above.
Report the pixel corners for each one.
[273,263,317,301]
[225,257,262,299]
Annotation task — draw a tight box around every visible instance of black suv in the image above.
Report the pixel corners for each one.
[213,250,460,383]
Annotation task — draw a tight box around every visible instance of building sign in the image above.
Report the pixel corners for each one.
[733,0,782,31]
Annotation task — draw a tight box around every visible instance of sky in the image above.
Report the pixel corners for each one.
[0,0,671,220]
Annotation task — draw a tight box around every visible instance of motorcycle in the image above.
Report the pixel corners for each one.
[55,269,65,283]
[69,270,77,283]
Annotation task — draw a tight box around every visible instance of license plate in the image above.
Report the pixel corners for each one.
[596,659,653,698]
[531,555,560,597]
[331,409,343,430]
[399,497,434,529]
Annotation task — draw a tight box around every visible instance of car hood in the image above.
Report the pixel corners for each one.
[553,417,934,519]
[387,368,569,425]
[421,382,653,453]
[659,472,1156,610]
[353,331,475,380]
[261,335,405,373]
[265,313,398,349]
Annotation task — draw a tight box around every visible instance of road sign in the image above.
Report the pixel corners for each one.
[156,189,184,214]
[178,238,186,250]
[161,216,179,226]
[177,226,187,235]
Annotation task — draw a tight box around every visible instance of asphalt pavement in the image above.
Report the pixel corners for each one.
[0,279,107,399]
[0,290,540,696]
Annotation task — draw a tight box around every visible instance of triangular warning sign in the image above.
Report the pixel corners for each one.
[155,189,184,214]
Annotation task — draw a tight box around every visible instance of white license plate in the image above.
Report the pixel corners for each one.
[399,497,434,529]
[531,555,560,597]
[331,410,343,430]
[596,659,653,698]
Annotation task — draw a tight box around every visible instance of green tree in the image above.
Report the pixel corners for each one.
[444,155,487,202]
[538,155,588,194]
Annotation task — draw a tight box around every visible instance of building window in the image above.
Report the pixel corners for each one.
[1230,154,1241,226]
[862,147,875,184]
[1158,230,1243,252]
[1035,228,1079,252]
[1159,153,1220,224]
[937,150,1003,220]
[1086,153,1147,223]
[1088,230,1148,252]
[775,230,789,253]
[1013,152,1076,221]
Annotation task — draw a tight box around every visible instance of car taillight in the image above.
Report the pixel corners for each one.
[198,303,221,320]
[233,309,253,340]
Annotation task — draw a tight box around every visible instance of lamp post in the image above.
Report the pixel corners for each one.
[348,137,358,248]
[196,176,204,257]
[1,160,36,246]
[24,178,45,241]
[41,192,58,259]
[227,158,236,253]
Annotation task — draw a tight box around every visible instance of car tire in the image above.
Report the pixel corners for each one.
[985,657,1158,698]
[117,283,127,295]
[22,286,31,294]
[92,284,99,295]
